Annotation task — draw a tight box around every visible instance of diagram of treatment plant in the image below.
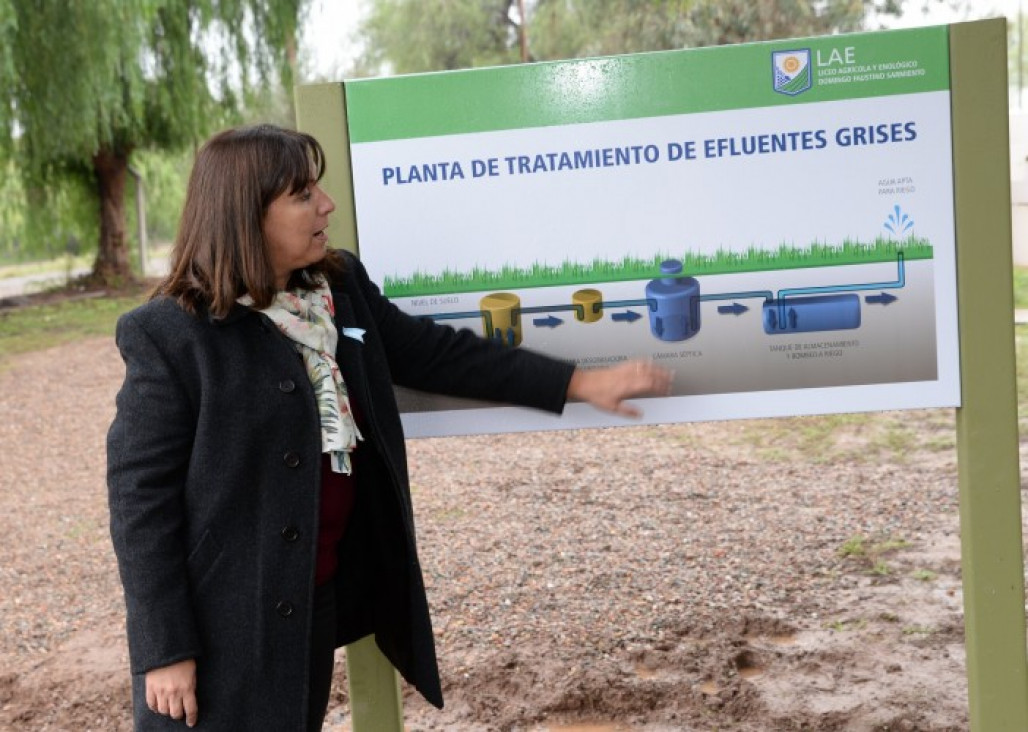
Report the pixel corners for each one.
[392,207,940,409]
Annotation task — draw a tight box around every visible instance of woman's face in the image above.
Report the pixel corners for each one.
[263,180,336,290]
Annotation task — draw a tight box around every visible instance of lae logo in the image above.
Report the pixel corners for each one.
[772,49,812,96]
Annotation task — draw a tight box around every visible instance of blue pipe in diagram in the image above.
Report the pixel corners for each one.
[763,252,905,335]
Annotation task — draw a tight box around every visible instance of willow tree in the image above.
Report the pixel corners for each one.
[356,0,520,74]
[0,0,305,284]
[356,0,976,74]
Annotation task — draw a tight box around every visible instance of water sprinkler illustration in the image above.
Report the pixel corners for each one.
[884,205,914,236]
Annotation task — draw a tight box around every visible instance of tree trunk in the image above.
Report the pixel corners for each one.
[91,147,134,285]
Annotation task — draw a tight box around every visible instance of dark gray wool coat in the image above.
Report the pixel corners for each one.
[107,250,575,730]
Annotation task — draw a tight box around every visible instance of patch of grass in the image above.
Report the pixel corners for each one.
[875,538,913,553]
[726,411,941,466]
[825,618,868,632]
[901,625,936,636]
[911,569,938,582]
[837,534,912,576]
[838,535,868,558]
[0,253,93,280]
[870,559,891,576]
[920,432,956,452]
[880,425,915,456]
[0,290,147,368]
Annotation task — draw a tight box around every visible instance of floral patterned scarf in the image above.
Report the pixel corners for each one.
[240,277,362,474]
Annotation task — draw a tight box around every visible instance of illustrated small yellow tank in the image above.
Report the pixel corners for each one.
[479,292,522,346]
[573,288,603,323]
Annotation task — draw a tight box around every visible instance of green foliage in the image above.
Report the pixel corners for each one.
[0,149,189,262]
[0,168,99,262]
[0,0,307,267]
[124,149,192,245]
[685,0,899,48]
[528,0,902,60]
[529,0,698,60]
[356,0,914,74]
[357,0,519,74]
[0,0,14,156]
[0,159,24,257]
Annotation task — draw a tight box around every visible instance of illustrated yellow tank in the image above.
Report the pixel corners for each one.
[479,292,522,346]
[573,288,603,323]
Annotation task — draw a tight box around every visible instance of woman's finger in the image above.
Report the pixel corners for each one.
[184,691,200,727]
[168,694,185,720]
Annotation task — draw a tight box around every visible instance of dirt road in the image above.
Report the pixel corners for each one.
[0,336,980,730]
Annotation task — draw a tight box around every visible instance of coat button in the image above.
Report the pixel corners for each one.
[283,452,300,468]
[278,379,295,393]
[281,526,299,542]
[276,601,294,618]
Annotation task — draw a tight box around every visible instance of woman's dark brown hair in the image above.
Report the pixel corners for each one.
[154,124,343,317]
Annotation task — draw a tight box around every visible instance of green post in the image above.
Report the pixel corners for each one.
[950,18,1028,730]
[344,636,406,731]
[295,82,406,732]
[295,82,360,256]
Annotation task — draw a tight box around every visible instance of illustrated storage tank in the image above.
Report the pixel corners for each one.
[762,293,861,334]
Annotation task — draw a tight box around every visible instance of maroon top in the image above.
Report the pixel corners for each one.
[315,452,356,586]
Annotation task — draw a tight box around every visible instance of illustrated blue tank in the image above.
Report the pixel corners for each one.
[763,294,861,334]
[645,259,701,342]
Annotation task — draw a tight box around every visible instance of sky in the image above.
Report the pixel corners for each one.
[299,0,366,81]
[299,0,1025,81]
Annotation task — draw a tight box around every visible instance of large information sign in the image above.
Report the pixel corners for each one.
[344,26,959,437]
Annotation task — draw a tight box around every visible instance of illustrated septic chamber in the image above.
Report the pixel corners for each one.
[645,260,701,341]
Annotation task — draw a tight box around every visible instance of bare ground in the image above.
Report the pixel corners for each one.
[0,334,1000,731]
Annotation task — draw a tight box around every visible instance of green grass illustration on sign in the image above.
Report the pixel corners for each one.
[382,238,932,298]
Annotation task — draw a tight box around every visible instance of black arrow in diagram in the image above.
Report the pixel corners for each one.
[716,302,749,315]
[532,315,563,328]
[865,292,898,305]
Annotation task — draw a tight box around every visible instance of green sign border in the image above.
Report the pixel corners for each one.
[344,25,949,143]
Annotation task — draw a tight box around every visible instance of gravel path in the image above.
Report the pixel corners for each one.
[0,336,980,730]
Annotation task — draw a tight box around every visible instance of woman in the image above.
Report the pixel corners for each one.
[107,124,671,730]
